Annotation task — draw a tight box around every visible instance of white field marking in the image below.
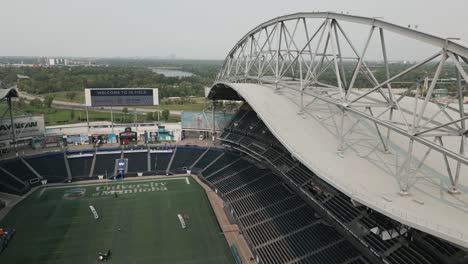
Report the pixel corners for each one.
[43,177,188,190]
[37,187,46,198]
[185,177,190,185]
[123,149,148,153]
[96,151,121,155]
[68,154,94,159]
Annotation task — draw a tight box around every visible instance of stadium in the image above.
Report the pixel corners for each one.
[1,12,468,264]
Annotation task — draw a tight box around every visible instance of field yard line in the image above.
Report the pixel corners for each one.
[186,178,190,184]
[44,177,189,190]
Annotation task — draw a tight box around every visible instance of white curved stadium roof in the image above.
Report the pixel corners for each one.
[212,82,468,249]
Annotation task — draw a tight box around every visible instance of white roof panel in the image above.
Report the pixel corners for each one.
[219,82,468,248]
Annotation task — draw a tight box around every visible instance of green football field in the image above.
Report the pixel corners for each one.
[0,177,235,264]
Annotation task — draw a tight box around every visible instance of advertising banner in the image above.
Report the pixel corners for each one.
[107,133,117,143]
[181,111,234,131]
[44,135,65,147]
[91,134,108,145]
[66,134,88,145]
[0,115,45,141]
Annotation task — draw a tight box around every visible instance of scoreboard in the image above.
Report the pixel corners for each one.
[85,88,159,107]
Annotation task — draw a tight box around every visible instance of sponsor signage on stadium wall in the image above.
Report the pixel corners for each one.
[66,134,89,145]
[0,115,45,141]
[85,88,159,107]
[181,111,234,131]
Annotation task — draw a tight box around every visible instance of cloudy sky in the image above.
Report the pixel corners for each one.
[0,0,466,60]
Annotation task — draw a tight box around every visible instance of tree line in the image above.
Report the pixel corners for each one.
[0,65,218,98]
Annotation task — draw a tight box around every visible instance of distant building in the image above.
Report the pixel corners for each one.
[41,57,96,67]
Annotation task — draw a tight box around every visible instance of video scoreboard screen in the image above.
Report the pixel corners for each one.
[85,88,159,107]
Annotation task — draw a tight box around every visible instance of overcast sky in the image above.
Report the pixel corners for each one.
[0,0,466,60]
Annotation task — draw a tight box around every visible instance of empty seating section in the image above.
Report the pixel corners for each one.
[201,153,240,177]
[206,159,251,182]
[25,154,67,182]
[222,107,284,150]
[225,132,243,143]
[223,173,279,203]
[294,239,365,264]
[191,149,222,171]
[421,234,460,257]
[246,206,319,245]
[125,152,148,172]
[239,196,305,228]
[1,158,37,182]
[94,153,120,176]
[225,109,247,130]
[235,111,257,131]
[321,194,362,224]
[200,156,368,264]
[68,157,93,179]
[0,168,26,194]
[211,167,268,194]
[170,147,205,172]
[285,164,315,186]
[247,143,266,154]
[0,180,15,194]
[151,153,172,171]
[219,106,465,264]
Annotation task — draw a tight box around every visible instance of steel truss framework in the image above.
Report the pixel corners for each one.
[215,12,468,195]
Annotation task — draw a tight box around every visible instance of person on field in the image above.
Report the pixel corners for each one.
[97,250,111,261]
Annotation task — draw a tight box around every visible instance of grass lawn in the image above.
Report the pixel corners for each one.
[49,91,85,104]
[140,103,206,112]
[46,91,207,112]
[0,177,235,264]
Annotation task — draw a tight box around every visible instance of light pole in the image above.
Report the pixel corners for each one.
[7,96,17,154]
[110,106,114,133]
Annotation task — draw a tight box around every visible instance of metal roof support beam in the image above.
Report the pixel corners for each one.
[328,20,345,101]
[275,22,283,86]
[379,28,393,96]
[436,136,458,192]
[7,97,17,154]
[415,116,468,136]
[399,138,414,195]
[225,12,468,59]
[414,53,447,130]
[279,19,327,82]
[453,58,467,194]
[343,24,374,95]
[333,20,348,90]
[367,107,389,152]
[347,51,442,106]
